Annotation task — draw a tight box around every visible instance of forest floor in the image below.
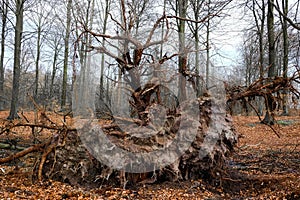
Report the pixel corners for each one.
[0,110,300,199]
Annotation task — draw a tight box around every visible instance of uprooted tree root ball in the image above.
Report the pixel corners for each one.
[1,95,238,189]
[36,96,237,188]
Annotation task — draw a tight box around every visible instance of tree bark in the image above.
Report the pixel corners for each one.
[281,0,289,116]
[262,0,276,125]
[50,39,59,98]
[190,0,205,97]
[99,0,110,102]
[35,24,41,102]
[177,0,187,102]
[0,0,8,110]
[61,0,72,108]
[8,0,24,120]
[206,0,211,90]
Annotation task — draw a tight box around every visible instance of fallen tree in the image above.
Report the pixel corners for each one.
[226,74,300,122]
[0,93,238,188]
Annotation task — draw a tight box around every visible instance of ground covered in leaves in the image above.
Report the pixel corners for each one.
[0,110,300,199]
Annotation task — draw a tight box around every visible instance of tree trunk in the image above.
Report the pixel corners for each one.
[194,0,204,97]
[206,0,211,90]
[34,25,41,102]
[262,0,276,125]
[281,0,289,116]
[8,0,24,120]
[0,0,8,110]
[177,0,187,103]
[61,0,72,108]
[99,0,110,102]
[50,41,59,98]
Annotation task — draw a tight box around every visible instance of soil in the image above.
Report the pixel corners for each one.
[0,110,300,199]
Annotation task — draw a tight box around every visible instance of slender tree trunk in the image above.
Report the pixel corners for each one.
[8,0,24,119]
[0,0,8,110]
[194,0,204,97]
[35,25,41,102]
[61,0,72,108]
[258,0,265,116]
[100,0,110,102]
[262,0,276,124]
[254,0,266,79]
[156,0,166,79]
[50,42,59,98]
[281,0,289,116]
[205,0,211,91]
[177,0,187,103]
[77,0,91,111]
[267,0,276,78]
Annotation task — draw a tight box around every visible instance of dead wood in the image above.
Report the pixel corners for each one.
[226,75,299,137]
[0,142,47,164]
[1,97,238,188]
[36,96,238,188]
[226,76,299,102]
[226,75,300,116]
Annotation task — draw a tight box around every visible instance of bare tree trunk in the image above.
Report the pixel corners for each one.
[252,0,266,115]
[205,0,211,90]
[177,0,187,103]
[35,25,41,102]
[267,0,276,78]
[192,0,204,97]
[0,0,8,110]
[262,0,276,125]
[50,40,60,98]
[281,0,289,116]
[99,0,110,102]
[8,0,24,120]
[61,0,72,108]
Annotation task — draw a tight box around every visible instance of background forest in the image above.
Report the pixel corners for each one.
[0,0,299,118]
[1,0,300,199]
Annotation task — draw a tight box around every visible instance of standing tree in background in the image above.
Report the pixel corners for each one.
[28,0,52,102]
[72,0,97,115]
[177,0,188,102]
[49,33,63,100]
[252,0,266,116]
[281,0,289,116]
[0,0,8,110]
[8,0,25,120]
[262,0,276,124]
[205,0,211,90]
[99,0,110,102]
[61,0,72,108]
[189,0,205,97]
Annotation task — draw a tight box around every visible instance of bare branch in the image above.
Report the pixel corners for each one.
[0,142,47,164]
[271,1,300,30]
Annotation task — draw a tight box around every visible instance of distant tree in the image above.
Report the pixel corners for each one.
[176,0,188,102]
[280,0,289,116]
[251,0,266,116]
[188,0,205,97]
[49,33,63,100]
[262,0,276,124]
[25,0,52,103]
[241,32,260,86]
[8,0,25,119]
[0,0,9,110]
[61,0,72,108]
[99,0,110,102]
[249,0,266,78]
